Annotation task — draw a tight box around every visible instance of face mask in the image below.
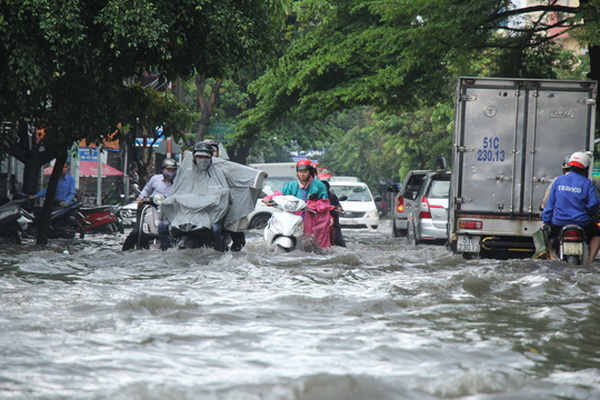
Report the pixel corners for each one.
[163,171,176,181]
[195,159,211,171]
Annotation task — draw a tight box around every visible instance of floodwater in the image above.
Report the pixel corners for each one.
[1,221,599,400]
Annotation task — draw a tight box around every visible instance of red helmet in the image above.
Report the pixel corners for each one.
[296,159,312,171]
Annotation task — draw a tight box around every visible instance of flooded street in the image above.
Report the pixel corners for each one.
[1,221,599,400]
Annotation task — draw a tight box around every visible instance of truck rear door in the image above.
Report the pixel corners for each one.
[453,78,596,218]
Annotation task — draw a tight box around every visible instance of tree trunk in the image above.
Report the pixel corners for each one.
[8,120,56,195]
[36,152,68,245]
[194,75,223,142]
[587,44,600,83]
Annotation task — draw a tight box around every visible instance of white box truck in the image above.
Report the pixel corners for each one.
[448,77,597,258]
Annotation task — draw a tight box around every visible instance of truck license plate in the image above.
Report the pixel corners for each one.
[563,242,583,255]
[457,235,480,252]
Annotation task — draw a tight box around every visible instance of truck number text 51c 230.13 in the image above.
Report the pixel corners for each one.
[477,136,505,162]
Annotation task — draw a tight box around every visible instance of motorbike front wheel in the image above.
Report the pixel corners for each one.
[69,219,86,239]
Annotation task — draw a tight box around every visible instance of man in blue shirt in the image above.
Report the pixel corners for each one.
[30,162,76,207]
[542,151,600,264]
[122,159,177,251]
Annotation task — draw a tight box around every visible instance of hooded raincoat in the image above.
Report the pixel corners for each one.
[161,155,265,233]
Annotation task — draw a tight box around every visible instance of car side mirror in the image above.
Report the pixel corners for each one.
[386,184,399,193]
[403,190,414,200]
[338,195,348,201]
[374,195,382,202]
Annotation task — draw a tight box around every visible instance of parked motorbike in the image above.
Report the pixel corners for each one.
[558,224,587,265]
[77,205,124,234]
[26,201,86,240]
[264,195,306,252]
[0,199,26,244]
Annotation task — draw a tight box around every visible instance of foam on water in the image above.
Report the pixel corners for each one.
[0,224,599,399]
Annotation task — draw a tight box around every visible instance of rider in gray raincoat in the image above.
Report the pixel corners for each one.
[160,142,266,251]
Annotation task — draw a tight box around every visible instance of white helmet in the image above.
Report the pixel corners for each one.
[568,151,592,169]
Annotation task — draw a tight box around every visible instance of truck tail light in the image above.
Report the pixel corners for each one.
[458,220,483,230]
[396,195,404,213]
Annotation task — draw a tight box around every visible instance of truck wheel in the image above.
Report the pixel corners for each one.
[462,252,481,260]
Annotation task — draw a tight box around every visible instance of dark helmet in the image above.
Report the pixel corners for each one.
[203,139,219,154]
[193,141,213,157]
[296,159,312,171]
[161,158,178,169]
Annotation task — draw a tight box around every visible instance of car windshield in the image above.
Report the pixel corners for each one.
[262,177,292,195]
[427,179,450,199]
[405,174,426,191]
[330,185,373,202]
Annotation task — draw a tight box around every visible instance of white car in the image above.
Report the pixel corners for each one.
[119,201,138,227]
[328,179,381,231]
[247,176,294,229]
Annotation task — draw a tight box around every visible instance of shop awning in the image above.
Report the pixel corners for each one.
[44,161,124,177]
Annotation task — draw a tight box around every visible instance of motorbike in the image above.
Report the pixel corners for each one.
[135,193,166,250]
[558,224,588,265]
[25,201,86,240]
[171,221,230,251]
[264,195,307,252]
[76,205,124,234]
[0,199,27,244]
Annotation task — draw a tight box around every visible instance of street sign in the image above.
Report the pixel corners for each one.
[207,123,235,142]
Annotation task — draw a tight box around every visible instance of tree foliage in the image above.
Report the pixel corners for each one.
[0,0,287,243]
[235,0,599,179]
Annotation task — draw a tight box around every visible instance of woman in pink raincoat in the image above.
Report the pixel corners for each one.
[262,159,333,248]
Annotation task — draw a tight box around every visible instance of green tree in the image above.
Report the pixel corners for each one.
[0,0,287,244]
[237,0,600,156]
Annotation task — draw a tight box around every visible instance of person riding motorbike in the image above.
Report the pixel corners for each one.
[541,154,572,210]
[122,158,178,251]
[191,141,226,251]
[262,159,332,248]
[542,151,600,264]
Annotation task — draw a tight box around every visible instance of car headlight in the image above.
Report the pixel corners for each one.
[367,210,379,218]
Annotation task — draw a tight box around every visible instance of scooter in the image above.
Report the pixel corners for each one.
[171,224,229,251]
[264,195,306,252]
[558,224,587,265]
[0,199,26,244]
[77,205,124,234]
[136,193,165,250]
[26,201,86,240]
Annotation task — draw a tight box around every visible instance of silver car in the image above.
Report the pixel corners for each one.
[387,170,430,237]
[406,171,450,245]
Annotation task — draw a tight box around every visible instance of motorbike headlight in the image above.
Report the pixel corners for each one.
[270,216,282,231]
[152,193,166,205]
[367,210,379,218]
[291,220,304,235]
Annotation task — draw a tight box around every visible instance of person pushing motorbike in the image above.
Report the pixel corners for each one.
[542,151,600,264]
[262,159,332,248]
[122,158,178,251]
